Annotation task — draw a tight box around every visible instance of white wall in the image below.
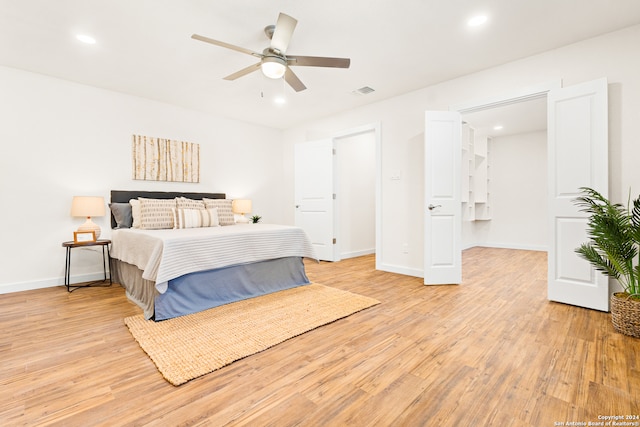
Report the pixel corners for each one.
[283,24,640,276]
[336,131,376,259]
[470,131,547,250]
[0,66,285,293]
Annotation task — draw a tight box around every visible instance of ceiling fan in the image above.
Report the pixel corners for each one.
[191,12,350,92]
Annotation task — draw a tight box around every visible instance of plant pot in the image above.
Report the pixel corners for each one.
[611,292,640,338]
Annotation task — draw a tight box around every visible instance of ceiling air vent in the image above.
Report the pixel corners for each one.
[352,86,375,95]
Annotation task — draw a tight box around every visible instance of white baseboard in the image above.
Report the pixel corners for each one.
[340,248,375,260]
[377,244,546,280]
[469,242,549,252]
[0,272,109,294]
[377,262,423,278]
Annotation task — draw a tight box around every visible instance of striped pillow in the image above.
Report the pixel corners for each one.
[139,198,177,229]
[203,198,234,226]
[172,207,219,229]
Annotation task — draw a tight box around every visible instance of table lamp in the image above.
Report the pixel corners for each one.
[71,196,106,239]
[232,199,252,224]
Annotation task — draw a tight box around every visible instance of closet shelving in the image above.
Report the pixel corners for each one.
[461,123,491,221]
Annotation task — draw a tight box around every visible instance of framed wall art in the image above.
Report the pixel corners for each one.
[132,135,200,182]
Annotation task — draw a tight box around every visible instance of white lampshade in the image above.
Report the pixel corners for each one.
[232,199,252,224]
[71,196,105,239]
[261,57,286,79]
[232,199,252,214]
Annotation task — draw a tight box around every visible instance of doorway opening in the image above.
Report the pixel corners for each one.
[334,129,376,260]
[459,95,548,251]
[294,123,381,265]
[445,78,611,311]
[333,122,381,266]
[450,82,559,253]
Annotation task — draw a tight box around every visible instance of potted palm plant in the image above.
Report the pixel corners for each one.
[574,187,640,337]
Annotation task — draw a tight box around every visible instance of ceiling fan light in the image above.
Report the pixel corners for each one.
[261,56,286,79]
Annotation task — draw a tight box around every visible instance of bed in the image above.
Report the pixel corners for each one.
[108,190,317,321]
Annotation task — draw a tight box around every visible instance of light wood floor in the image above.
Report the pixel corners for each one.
[1,247,639,426]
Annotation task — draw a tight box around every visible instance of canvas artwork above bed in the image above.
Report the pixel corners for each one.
[108,190,318,321]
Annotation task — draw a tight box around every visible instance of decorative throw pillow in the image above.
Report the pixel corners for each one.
[203,198,234,226]
[173,207,219,229]
[109,202,133,228]
[176,197,205,210]
[129,199,141,228]
[139,198,177,229]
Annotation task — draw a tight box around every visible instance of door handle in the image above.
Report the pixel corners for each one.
[428,204,441,211]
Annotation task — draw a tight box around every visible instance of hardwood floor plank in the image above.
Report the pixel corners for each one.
[336,372,430,426]
[1,247,639,425]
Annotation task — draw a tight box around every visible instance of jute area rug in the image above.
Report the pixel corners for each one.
[124,283,380,386]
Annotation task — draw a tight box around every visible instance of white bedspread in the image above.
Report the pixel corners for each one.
[110,224,317,293]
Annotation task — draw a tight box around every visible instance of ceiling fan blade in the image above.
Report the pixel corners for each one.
[287,55,351,68]
[270,13,297,54]
[191,34,262,58]
[223,62,262,81]
[284,67,306,92]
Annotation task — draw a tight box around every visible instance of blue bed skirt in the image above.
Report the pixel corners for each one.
[115,257,309,321]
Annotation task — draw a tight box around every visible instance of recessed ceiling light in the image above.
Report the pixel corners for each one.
[493,125,504,130]
[76,34,96,44]
[467,15,488,27]
[274,96,286,105]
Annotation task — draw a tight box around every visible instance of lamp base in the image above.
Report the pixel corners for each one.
[236,214,249,224]
[78,217,101,239]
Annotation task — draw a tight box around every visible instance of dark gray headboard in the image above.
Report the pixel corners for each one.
[110,190,225,228]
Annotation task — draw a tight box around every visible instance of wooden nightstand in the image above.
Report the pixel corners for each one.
[62,239,112,292]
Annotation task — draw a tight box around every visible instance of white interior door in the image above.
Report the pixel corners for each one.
[294,139,337,261]
[547,78,609,311]
[424,111,462,285]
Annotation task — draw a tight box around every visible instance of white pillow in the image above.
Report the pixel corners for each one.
[173,207,219,229]
[129,199,141,229]
[176,197,205,210]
